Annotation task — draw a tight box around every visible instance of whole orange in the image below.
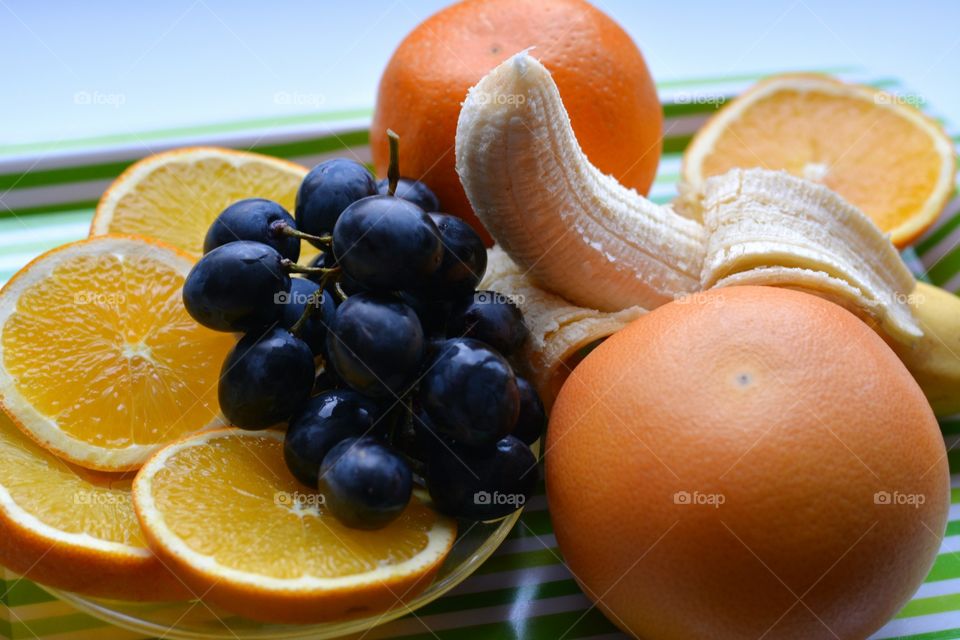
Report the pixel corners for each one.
[546,286,948,640]
[370,0,662,244]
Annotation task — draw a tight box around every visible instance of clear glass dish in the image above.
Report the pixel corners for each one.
[45,510,521,640]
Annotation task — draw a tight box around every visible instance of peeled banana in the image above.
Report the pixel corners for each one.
[480,246,645,407]
[455,52,920,344]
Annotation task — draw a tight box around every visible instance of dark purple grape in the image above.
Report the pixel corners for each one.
[320,437,412,529]
[218,328,315,430]
[295,159,376,245]
[284,390,379,488]
[325,293,424,398]
[332,195,442,292]
[375,177,440,212]
[203,198,300,261]
[420,213,487,299]
[448,291,529,356]
[183,241,290,332]
[426,435,537,520]
[419,338,519,448]
[512,377,546,445]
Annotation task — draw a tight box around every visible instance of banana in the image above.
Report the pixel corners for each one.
[455,51,707,311]
[480,246,646,408]
[455,51,920,345]
[698,169,921,342]
[891,282,960,416]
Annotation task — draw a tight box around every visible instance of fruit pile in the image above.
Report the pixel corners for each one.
[181,132,544,529]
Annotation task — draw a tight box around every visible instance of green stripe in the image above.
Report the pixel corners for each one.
[510,509,554,538]
[946,520,960,538]
[0,200,98,221]
[925,250,960,287]
[3,580,56,607]
[898,593,960,619]
[0,108,374,158]
[0,613,11,640]
[924,551,960,583]
[662,134,694,155]
[0,130,370,192]
[0,129,696,195]
[662,100,726,118]
[916,192,960,256]
[8,612,116,636]
[392,607,617,640]
[948,449,960,474]
[941,420,960,437]
[475,548,564,576]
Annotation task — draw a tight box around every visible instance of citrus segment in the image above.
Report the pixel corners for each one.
[133,429,457,624]
[682,74,955,246]
[0,409,187,600]
[0,235,236,471]
[90,147,318,262]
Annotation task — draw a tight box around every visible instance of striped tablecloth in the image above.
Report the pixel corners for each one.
[2,68,960,640]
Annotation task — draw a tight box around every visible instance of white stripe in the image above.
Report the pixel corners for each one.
[872,610,960,638]
[364,593,596,639]
[919,209,960,269]
[0,222,88,249]
[0,179,112,211]
[444,563,574,597]
[917,193,960,241]
[913,577,960,600]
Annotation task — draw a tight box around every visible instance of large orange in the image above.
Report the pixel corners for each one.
[547,286,949,640]
[371,0,662,243]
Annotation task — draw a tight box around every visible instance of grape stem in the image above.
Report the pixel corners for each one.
[288,268,339,336]
[280,258,339,276]
[271,221,332,246]
[386,129,400,196]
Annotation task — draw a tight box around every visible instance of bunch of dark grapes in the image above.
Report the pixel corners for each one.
[182,132,545,530]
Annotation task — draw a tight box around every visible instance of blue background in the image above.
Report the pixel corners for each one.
[1,0,959,146]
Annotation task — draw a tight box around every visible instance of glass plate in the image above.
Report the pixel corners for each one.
[45,509,521,640]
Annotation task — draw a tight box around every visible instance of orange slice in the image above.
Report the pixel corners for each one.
[90,146,319,262]
[682,73,956,247]
[132,429,457,624]
[0,235,236,471]
[0,409,187,600]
